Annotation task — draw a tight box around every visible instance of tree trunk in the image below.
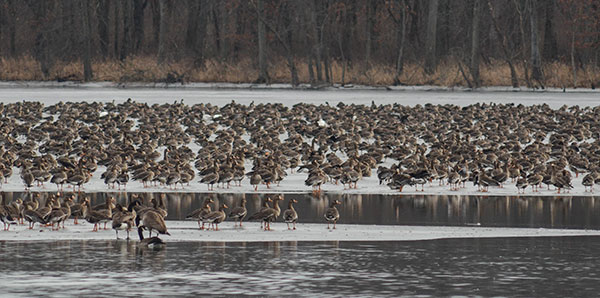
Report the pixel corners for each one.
[8,0,17,56]
[133,0,146,53]
[310,0,323,82]
[81,0,93,81]
[256,0,269,83]
[470,0,481,88]
[150,0,160,48]
[542,0,557,60]
[424,0,439,74]
[30,1,53,78]
[157,0,169,63]
[394,0,409,85]
[529,0,544,88]
[571,31,577,88]
[185,0,200,50]
[120,0,133,61]
[98,0,110,58]
[113,0,121,58]
[365,0,375,68]
[514,0,532,88]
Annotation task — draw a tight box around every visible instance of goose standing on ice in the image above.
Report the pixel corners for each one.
[324,199,341,229]
[228,198,247,227]
[283,199,299,230]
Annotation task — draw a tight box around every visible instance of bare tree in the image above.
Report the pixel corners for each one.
[488,0,519,88]
[529,0,544,88]
[97,0,110,58]
[424,0,439,74]
[256,0,269,83]
[252,0,299,86]
[387,0,411,85]
[157,0,169,63]
[81,0,93,81]
[470,0,481,88]
[121,0,133,60]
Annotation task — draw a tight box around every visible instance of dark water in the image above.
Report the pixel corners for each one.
[1,237,599,297]
[5,191,600,229]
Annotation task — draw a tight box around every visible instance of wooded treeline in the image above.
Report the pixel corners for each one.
[0,0,598,88]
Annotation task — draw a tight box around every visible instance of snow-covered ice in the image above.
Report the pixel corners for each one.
[2,220,599,242]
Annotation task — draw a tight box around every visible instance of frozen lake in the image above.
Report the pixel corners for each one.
[2,237,600,297]
[0,84,598,108]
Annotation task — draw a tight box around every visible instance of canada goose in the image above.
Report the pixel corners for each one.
[137,226,165,247]
[324,199,341,229]
[136,209,170,238]
[283,199,299,230]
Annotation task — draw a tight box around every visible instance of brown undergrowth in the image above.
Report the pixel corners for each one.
[0,55,597,89]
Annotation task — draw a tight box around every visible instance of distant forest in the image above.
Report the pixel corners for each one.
[0,0,598,88]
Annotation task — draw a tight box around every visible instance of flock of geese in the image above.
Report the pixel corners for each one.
[0,193,342,244]
[0,99,598,239]
[0,99,595,196]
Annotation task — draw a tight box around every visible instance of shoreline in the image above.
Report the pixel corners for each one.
[2,221,600,242]
[0,80,598,93]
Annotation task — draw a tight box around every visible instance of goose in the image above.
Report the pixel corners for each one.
[70,197,89,225]
[248,197,276,230]
[516,176,528,194]
[200,171,219,191]
[112,203,136,239]
[22,170,34,190]
[551,170,573,194]
[283,199,299,230]
[527,173,543,193]
[0,196,16,231]
[186,198,214,230]
[249,172,262,191]
[203,204,228,231]
[305,169,327,192]
[324,199,341,229]
[84,199,112,232]
[262,195,283,231]
[228,198,247,227]
[23,203,46,229]
[477,171,501,192]
[46,202,66,231]
[117,170,129,190]
[136,209,170,238]
[582,173,595,193]
[137,226,165,247]
[50,169,67,191]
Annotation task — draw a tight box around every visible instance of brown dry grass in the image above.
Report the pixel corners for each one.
[0,55,598,88]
